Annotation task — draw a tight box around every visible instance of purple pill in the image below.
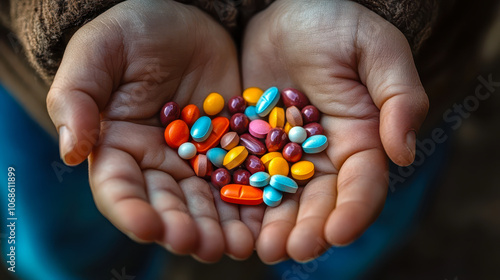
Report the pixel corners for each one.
[245,155,266,174]
[240,133,266,156]
[230,113,250,135]
[303,122,324,137]
[281,88,310,110]
[233,169,251,185]
[160,101,180,127]
[227,96,247,114]
[265,128,289,152]
[301,105,320,124]
[211,168,231,189]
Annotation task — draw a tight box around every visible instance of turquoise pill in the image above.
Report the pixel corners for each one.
[178,142,197,160]
[270,175,298,193]
[263,186,283,207]
[302,135,328,154]
[207,147,227,168]
[245,106,260,121]
[255,87,280,117]
[191,116,213,142]
[249,171,271,187]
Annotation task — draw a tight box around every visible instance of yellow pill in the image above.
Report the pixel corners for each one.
[291,161,315,180]
[260,152,283,169]
[268,157,289,176]
[203,92,225,116]
[284,122,293,134]
[269,107,285,128]
[242,87,264,106]
[223,146,248,170]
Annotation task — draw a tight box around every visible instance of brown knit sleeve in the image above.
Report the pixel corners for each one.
[1,0,125,83]
[352,0,439,54]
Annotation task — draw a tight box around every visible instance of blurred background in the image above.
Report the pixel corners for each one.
[1,1,500,280]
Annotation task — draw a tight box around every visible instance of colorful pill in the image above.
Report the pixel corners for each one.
[301,105,320,124]
[263,186,283,207]
[302,135,328,154]
[178,142,197,160]
[245,155,266,174]
[265,128,289,152]
[244,106,260,121]
[282,142,303,163]
[191,116,213,142]
[291,161,315,180]
[223,146,248,170]
[269,107,285,128]
[249,171,271,187]
[281,88,310,109]
[220,184,263,205]
[260,152,283,169]
[211,168,231,189]
[230,113,250,135]
[220,132,240,150]
[228,96,247,114]
[249,119,272,139]
[233,169,251,185]
[203,92,225,116]
[286,106,303,127]
[270,175,298,193]
[160,101,181,127]
[181,104,201,127]
[255,87,280,117]
[193,117,229,153]
[242,87,264,106]
[190,154,209,177]
[303,122,324,137]
[283,122,293,134]
[288,126,307,143]
[267,157,289,176]
[239,133,266,156]
[206,147,227,168]
[164,119,189,149]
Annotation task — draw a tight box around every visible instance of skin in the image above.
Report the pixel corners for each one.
[46,0,428,264]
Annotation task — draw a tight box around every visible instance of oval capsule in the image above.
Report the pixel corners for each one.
[303,122,324,137]
[301,105,320,124]
[164,119,189,149]
[191,116,213,142]
[268,107,285,128]
[249,171,271,187]
[242,87,264,106]
[233,169,251,185]
[239,133,266,156]
[260,152,283,169]
[230,113,250,135]
[203,92,225,116]
[282,142,303,163]
[265,128,289,152]
[288,126,307,144]
[263,186,283,207]
[181,104,201,127]
[270,175,298,193]
[220,132,240,150]
[245,155,266,174]
[281,88,310,109]
[206,147,227,168]
[211,168,231,189]
[193,117,230,153]
[267,157,289,176]
[160,101,180,127]
[255,87,280,117]
[291,161,315,180]
[286,106,303,127]
[178,142,197,160]
[249,119,272,139]
[220,184,263,205]
[228,96,247,114]
[302,135,328,154]
[223,146,249,170]
[244,106,260,121]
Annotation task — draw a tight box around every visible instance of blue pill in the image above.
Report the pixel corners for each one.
[206,148,227,168]
[263,186,283,207]
[302,135,328,154]
[249,171,271,187]
[191,116,213,142]
[270,175,298,193]
[255,87,280,117]
[245,106,260,121]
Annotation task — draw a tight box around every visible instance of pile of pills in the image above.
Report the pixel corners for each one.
[160,87,328,207]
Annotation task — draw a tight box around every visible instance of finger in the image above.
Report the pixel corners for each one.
[355,10,429,166]
[47,25,121,165]
[324,148,388,246]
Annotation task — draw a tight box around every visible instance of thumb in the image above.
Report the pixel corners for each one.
[47,26,120,166]
[356,10,429,166]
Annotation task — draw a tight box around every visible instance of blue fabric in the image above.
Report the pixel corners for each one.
[0,83,167,280]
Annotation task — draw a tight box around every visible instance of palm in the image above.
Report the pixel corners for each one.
[241,0,428,262]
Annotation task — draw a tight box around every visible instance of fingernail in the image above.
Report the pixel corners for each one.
[59,126,75,165]
[126,231,149,244]
[405,130,416,163]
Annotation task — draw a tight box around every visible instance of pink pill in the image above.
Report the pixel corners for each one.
[249,119,272,139]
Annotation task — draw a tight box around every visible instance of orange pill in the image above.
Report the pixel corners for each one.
[193,117,230,153]
[220,184,263,205]
[181,104,201,127]
[190,154,209,177]
[164,119,189,149]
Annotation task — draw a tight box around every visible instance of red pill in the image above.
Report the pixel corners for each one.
[160,101,180,127]
[181,104,201,127]
[230,113,250,135]
[265,128,289,152]
[240,133,266,156]
[164,119,189,149]
[227,96,247,114]
[281,88,310,110]
[245,155,266,174]
[301,105,320,124]
[303,122,324,137]
[211,168,231,189]
[282,142,303,163]
[221,184,263,205]
[233,169,251,185]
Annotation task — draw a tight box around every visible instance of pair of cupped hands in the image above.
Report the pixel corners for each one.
[47,0,428,263]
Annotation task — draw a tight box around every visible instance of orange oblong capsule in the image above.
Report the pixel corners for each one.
[164,119,189,149]
[193,117,229,153]
[220,184,263,205]
[181,104,201,127]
